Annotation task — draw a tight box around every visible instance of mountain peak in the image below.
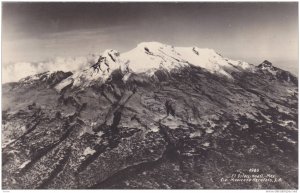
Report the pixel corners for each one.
[101,49,121,63]
[256,60,297,84]
[135,41,172,54]
[52,42,254,89]
[137,41,166,48]
[102,49,120,57]
[259,60,273,68]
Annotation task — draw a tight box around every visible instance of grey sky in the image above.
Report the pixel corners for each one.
[2,2,298,75]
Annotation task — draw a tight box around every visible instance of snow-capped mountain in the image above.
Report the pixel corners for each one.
[55,42,254,91]
[2,41,298,189]
[122,42,252,75]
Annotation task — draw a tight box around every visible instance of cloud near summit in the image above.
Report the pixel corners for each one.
[3,55,98,83]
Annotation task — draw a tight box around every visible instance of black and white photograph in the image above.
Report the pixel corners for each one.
[1,1,298,190]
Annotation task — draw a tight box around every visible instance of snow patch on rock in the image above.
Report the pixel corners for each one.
[19,160,31,169]
[83,147,96,156]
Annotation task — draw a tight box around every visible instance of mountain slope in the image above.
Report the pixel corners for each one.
[2,42,298,189]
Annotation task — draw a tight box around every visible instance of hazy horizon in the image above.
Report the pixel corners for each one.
[2,2,298,82]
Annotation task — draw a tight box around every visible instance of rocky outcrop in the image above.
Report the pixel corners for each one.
[257,60,297,85]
